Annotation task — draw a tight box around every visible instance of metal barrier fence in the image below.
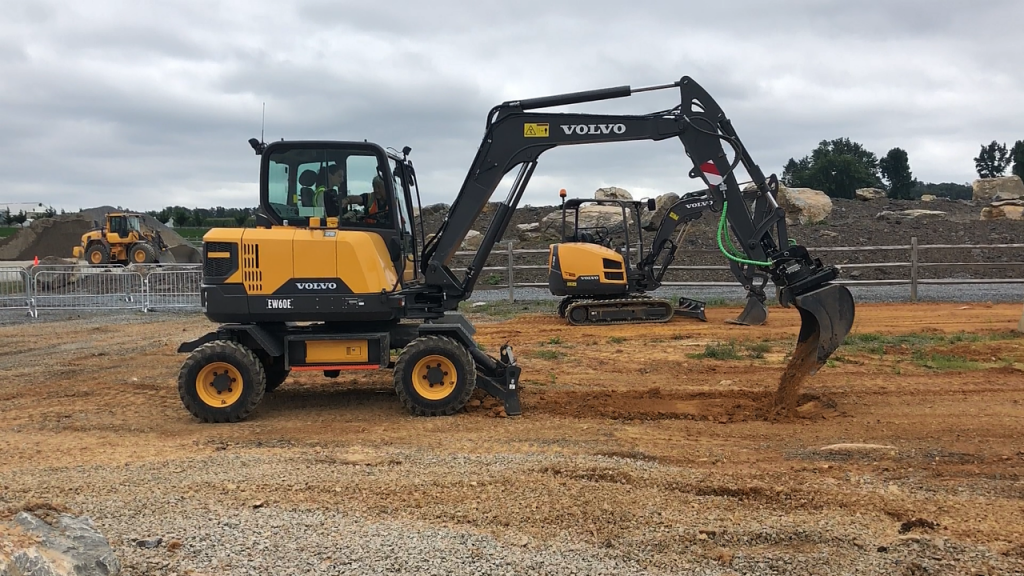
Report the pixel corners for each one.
[0,238,1021,318]
[32,269,145,313]
[0,267,34,317]
[144,269,202,311]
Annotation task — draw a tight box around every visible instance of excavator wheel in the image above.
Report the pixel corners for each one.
[86,243,109,265]
[394,335,477,416]
[178,340,266,423]
[130,243,158,264]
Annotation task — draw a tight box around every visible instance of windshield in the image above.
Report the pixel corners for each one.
[127,216,142,233]
[265,146,393,228]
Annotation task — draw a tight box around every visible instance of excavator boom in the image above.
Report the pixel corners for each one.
[416,75,854,375]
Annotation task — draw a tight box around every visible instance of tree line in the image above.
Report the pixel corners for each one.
[782,138,1024,200]
[145,206,259,228]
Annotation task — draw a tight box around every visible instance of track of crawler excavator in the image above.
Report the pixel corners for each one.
[560,295,676,326]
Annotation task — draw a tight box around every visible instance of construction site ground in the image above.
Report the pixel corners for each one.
[1,302,1023,575]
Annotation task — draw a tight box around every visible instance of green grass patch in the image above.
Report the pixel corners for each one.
[688,341,742,360]
[608,336,626,344]
[532,349,562,360]
[0,226,19,239]
[911,351,982,371]
[743,341,771,359]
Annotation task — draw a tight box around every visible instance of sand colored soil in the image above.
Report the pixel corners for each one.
[1,302,1023,572]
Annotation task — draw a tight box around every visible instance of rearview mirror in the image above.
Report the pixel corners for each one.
[647,198,657,211]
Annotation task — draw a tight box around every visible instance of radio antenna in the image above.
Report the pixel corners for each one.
[260,102,266,143]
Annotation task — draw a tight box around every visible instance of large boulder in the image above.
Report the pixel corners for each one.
[919,194,937,202]
[1,511,121,575]
[876,209,947,221]
[777,186,833,225]
[981,205,1024,220]
[972,176,1024,202]
[594,187,632,201]
[641,192,681,231]
[461,230,483,250]
[855,188,886,201]
[539,205,626,240]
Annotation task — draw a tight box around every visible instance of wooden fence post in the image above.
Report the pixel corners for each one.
[507,241,515,303]
[910,237,919,303]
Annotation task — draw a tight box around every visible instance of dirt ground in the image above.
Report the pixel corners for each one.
[1,302,1023,573]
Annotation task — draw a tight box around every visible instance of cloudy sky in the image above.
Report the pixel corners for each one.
[2,0,1022,213]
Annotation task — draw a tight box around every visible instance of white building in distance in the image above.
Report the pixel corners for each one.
[0,202,50,218]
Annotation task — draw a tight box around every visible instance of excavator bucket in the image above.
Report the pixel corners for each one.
[725,296,769,326]
[675,297,707,322]
[791,283,856,372]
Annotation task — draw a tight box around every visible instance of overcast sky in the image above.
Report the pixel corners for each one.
[2,0,1022,213]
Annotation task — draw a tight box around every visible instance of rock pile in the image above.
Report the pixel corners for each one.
[976,176,1024,221]
[1,511,121,575]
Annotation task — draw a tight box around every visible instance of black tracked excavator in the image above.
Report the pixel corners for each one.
[176,75,854,424]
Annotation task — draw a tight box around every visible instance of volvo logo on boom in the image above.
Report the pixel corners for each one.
[560,124,626,135]
[296,282,338,290]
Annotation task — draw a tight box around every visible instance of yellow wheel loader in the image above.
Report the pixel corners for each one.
[73,212,171,265]
[175,75,855,424]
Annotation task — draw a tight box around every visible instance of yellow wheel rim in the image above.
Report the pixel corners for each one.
[412,355,458,401]
[133,249,146,263]
[196,362,243,407]
[89,250,103,264]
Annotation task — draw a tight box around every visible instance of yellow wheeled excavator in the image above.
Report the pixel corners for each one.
[175,75,855,423]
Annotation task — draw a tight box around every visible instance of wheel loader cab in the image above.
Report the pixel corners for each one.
[199,141,421,323]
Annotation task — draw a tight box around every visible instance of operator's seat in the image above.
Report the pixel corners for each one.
[298,170,318,207]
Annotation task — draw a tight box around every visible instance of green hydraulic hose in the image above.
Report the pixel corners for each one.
[717,201,773,267]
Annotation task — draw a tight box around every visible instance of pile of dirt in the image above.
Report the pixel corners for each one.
[0,215,94,261]
[0,208,202,263]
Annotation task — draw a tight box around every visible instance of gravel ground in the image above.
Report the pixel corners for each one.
[10,450,1020,576]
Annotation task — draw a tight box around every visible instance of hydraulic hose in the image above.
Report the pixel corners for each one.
[717,201,773,267]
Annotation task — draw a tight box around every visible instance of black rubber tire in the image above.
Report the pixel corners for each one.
[130,243,158,264]
[178,340,266,423]
[394,335,476,416]
[263,356,289,393]
[85,243,109,265]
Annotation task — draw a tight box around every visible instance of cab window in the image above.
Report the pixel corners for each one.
[264,147,393,229]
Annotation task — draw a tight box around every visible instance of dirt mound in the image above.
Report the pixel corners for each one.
[522,386,837,423]
[0,215,94,261]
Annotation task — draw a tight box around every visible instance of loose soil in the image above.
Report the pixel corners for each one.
[1,302,1023,573]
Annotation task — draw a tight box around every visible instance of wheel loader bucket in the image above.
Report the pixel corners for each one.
[156,251,177,264]
[792,283,855,372]
[725,296,769,326]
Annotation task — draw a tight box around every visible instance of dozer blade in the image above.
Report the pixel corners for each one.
[725,296,769,326]
[675,297,707,322]
[791,283,856,372]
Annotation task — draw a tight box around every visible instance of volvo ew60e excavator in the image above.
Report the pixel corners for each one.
[175,75,855,424]
[548,190,773,326]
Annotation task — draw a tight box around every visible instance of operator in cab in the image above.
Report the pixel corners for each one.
[341,175,390,226]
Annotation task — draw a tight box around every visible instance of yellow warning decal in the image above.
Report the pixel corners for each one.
[669,212,679,220]
[524,123,549,138]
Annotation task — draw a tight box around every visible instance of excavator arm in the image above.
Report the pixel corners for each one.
[416,76,854,368]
